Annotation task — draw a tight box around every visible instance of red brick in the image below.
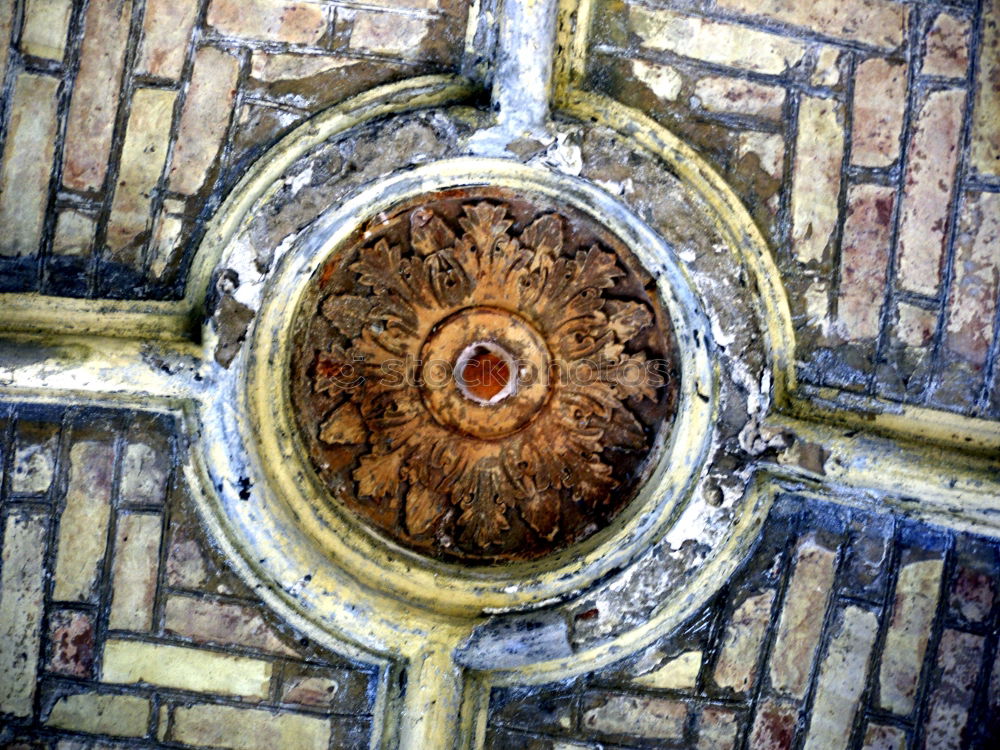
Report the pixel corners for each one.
[749,699,797,750]
[851,58,907,167]
[970,0,1000,176]
[950,565,996,623]
[924,13,970,79]
[47,610,95,678]
[207,0,327,44]
[164,594,297,656]
[837,185,895,340]
[924,630,984,748]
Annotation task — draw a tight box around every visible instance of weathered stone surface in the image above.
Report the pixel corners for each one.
[582,694,686,739]
[895,303,936,348]
[108,513,162,631]
[713,590,775,692]
[21,0,73,60]
[697,706,739,749]
[62,0,133,192]
[207,0,327,44]
[693,77,785,120]
[769,537,837,698]
[11,421,59,494]
[862,723,907,750]
[46,692,150,736]
[837,185,895,340]
[633,650,702,690]
[791,96,844,264]
[120,439,171,505]
[0,73,59,257]
[879,558,944,715]
[924,629,984,748]
[896,89,965,297]
[136,0,199,80]
[164,594,296,656]
[950,565,996,624]
[0,511,48,717]
[102,639,273,698]
[168,46,240,195]
[945,191,1000,367]
[106,87,177,263]
[851,58,907,167]
[349,10,430,57]
[748,699,797,750]
[629,6,805,75]
[970,0,1000,176]
[924,13,970,79]
[715,0,908,49]
[53,440,115,601]
[170,703,331,750]
[0,0,12,85]
[52,210,96,257]
[47,610,95,678]
[802,606,879,750]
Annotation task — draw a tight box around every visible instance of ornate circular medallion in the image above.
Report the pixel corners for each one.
[290,187,679,564]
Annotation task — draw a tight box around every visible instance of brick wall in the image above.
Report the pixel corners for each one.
[585,0,1000,419]
[487,494,1000,749]
[0,0,469,299]
[0,403,379,748]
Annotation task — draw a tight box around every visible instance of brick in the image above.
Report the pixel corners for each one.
[281,669,371,711]
[791,96,844,264]
[970,0,1000,176]
[102,639,273,698]
[713,590,775,692]
[837,185,895,340]
[862,723,907,750]
[715,0,908,49]
[950,567,996,624]
[48,610,96,678]
[106,87,177,263]
[207,0,327,44]
[52,210,96,257]
[62,0,133,192]
[896,88,965,296]
[812,47,844,87]
[769,537,837,698]
[0,511,48,717]
[924,629,984,749]
[697,705,739,749]
[135,0,199,80]
[633,650,701,690]
[736,131,785,213]
[945,192,1000,367]
[46,692,150,737]
[631,59,683,101]
[895,303,936,348]
[582,693,686,739]
[120,439,170,505]
[0,73,60,257]
[170,703,330,750]
[851,58,907,167]
[693,77,785,120]
[250,51,355,83]
[748,698,797,750]
[108,513,162,631]
[168,46,240,196]
[924,13,970,79]
[629,6,806,75]
[21,0,73,60]
[802,606,879,750]
[148,211,186,280]
[53,440,115,601]
[164,594,296,656]
[11,421,59,494]
[349,11,430,58]
[879,558,944,715]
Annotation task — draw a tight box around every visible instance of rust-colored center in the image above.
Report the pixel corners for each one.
[459,346,512,403]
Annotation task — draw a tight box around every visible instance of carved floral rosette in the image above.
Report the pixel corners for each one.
[290,188,679,564]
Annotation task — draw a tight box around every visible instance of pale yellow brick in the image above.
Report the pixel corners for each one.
[897,89,965,296]
[633,650,702,690]
[837,185,895,340]
[971,0,1000,176]
[102,639,273,698]
[170,703,330,750]
[21,0,73,59]
[53,441,115,601]
[862,723,907,750]
[879,559,944,714]
[0,511,48,717]
[168,46,240,195]
[802,606,879,750]
[250,51,354,82]
[582,694,686,739]
[791,96,844,264]
[713,590,775,692]
[46,692,150,737]
[147,212,185,279]
[349,11,430,58]
[108,514,162,631]
[896,303,936,348]
[106,87,177,263]
[62,0,133,192]
[630,59,683,101]
[769,537,837,698]
[629,6,806,75]
[812,47,843,87]
[11,421,59,494]
[207,0,327,44]
[693,77,785,120]
[120,441,169,505]
[0,73,59,257]
[924,13,970,79]
[52,210,96,257]
[716,0,908,49]
[136,0,199,80]
[697,706,739,749]
[852,58,907,167]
